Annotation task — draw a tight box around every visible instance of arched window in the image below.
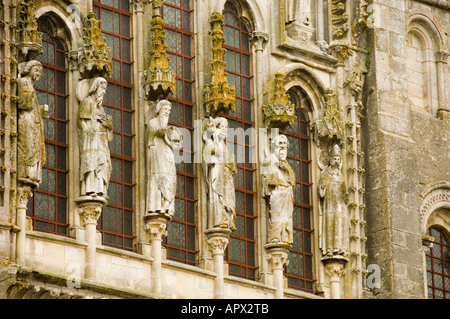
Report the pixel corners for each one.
[222,0,256,280]
[406,21,440,116]
[27,17,69,236]
[282,89,314,292]
[93,0,134,251]
[161,0,196,266]
[426,226,450,299]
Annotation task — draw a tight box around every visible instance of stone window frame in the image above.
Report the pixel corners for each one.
[406,14,448,118]
[419,182,450,298]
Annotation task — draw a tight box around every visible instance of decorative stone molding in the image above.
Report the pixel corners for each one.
[203,11,236,117]
[262,73,295,129]
[16,0,42,62]
[419,183,450,232]
[142,0,175,101]
[330,0,349,41]
[78,12,112,79]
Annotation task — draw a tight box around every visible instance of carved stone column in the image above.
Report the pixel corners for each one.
[205,228,232,299]
[143,212,171,295]
[265,243,290,299]
[323,256,348,299]
[76,196,107,280]
[436,52,449,118]
[15,185,32,265]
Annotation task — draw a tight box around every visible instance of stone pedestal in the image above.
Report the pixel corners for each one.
[205,228,232,299]
[322,255,348,299]
[265,243,290,299]
[75,195,107,280]
[144,212,171,295]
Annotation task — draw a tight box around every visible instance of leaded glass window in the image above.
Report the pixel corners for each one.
[426,226,450,299]
[93,0,134,251]
[222,1,257,281]
[27,17,68,236]
[282,90,314,292]
[161,0,197,266]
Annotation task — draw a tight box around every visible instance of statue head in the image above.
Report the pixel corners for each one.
[329,144,342,168]
[89,77,108,102]
[19,60,43,83]
[272,134,289,161]
[155,100,172,117]
[212,117,228,141]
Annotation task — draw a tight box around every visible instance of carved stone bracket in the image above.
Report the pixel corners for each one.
[252,31,269,52]
[16,185,32,210]
[262,73,295,130]
[76,196,107,226]
[203,11,236,117]
[265,243,290,270]
[205,228,232,256]
[143,212,171,241]
[322,255,348,299]
[16,0,43,62]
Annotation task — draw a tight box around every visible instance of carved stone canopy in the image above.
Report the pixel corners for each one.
[16,0,43,62]
[262,74,295,130]
[142,0,176,101]
[78,12,112,79]
[203,11,236,117]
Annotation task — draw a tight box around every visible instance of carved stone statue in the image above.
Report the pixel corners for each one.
[285,0,299,24]
[285,0,311,26]
[77,77,113,197]
[202,117,237,231]
[318,143,349,257]
[262,135,296,245]
[17,60,47,187]
[146,100,182,216]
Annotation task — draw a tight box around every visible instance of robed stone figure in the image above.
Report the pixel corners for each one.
[262,135,295,245]
[146,100,182,216]
[77,77,113,197]
[202,117,237,231]
[17,60,47,187]
[318,143,349,257]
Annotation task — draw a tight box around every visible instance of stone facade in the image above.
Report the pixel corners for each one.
[0,0,448,300]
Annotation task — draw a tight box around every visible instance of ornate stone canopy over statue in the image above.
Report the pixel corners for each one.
[17,60,47,188]
[77,77,113,197]
[146,99,182,217]
[318,143,349,257]
[262,134,296,246]
[202,116,237,231]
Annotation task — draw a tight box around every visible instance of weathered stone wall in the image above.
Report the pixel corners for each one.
[363,0,449,299]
